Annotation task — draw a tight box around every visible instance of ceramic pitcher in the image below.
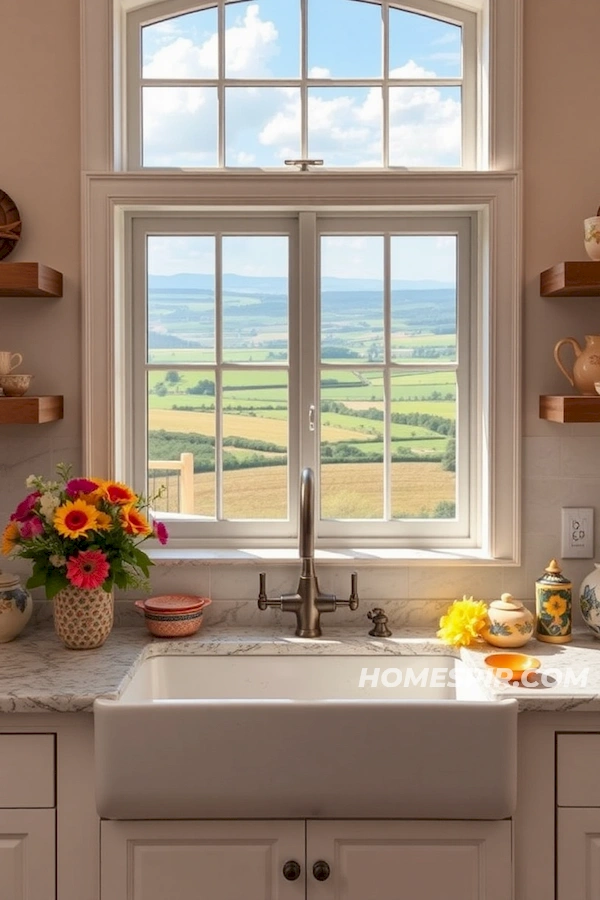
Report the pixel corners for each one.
[554,335,600,395]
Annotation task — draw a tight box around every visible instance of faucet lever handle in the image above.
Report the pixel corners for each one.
[337,571,359,611]
[257,572,281,610]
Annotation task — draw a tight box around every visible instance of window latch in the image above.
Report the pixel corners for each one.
[308,404,316,432]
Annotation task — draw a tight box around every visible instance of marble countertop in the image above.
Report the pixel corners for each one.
[2,618,600,713]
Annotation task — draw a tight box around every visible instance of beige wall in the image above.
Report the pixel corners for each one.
[1,0,600,615]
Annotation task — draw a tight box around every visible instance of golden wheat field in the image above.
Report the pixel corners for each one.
[150,462,455,520]
[148,408,364,444]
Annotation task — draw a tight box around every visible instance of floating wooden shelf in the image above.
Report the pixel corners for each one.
[0,262,63,297]
[540,395,600,423]
[0,396,64,424]
[540,261,600,297]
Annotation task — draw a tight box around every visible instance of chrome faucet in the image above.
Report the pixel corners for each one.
[258,467,359,637]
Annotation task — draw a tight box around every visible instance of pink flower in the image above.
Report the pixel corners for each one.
[66,550,110,590]
[66,478,100,498]
[154,521,169,545]
[19,516,44,539]
[11,492,40,522]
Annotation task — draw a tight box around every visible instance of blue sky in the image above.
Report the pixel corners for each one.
[141,2,461,280]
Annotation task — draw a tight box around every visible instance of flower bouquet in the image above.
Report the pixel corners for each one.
[2,465,168,648]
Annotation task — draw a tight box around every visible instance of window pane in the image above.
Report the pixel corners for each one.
[390,235,457,363]
[142,7,218,78]
[308,87,382,166]
[320,236,383,362]
[391,371,456,519]
[389,9,461,78]
[308,0,381,78]
[225,87,300,166]
[222,370,288,519]
[147,236,215,364]
[389,86,461,167]
[320,374,383,519]
[147,370,216,517]
[225,0,299,78]
[222,236,289,363]
[142,87,217,166]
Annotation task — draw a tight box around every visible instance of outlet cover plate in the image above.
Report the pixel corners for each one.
[561,507,594,558]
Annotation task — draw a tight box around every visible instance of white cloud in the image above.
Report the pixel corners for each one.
[308,66,331,78]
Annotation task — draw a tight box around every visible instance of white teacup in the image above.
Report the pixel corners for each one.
[0,352,23,377]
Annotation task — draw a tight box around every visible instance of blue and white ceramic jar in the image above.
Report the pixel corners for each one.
[0,569,32,642]
[579,563,600,637]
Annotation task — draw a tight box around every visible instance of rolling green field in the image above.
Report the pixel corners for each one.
[146,282,457,519]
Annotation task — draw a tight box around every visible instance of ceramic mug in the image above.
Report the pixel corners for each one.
[0,351,22,376]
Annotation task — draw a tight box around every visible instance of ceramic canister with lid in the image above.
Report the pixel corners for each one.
[535,559,572,644]
[481,593,534,648]
[0,569,33,642]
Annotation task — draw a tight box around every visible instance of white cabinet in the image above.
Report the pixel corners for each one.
[557,808,600,900]
[0,809,55,900]
[0,734,56,900]
[101,820,305,900]
[557,734,600,900]
[307,820,512,900]
[101,819,512,900]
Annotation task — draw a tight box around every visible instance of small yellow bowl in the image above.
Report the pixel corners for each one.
[484,652,541,683]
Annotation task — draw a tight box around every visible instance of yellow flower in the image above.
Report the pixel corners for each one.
[544,595,567,618]
[94,511,113,531]
[1,521,20,555]
[54,499,99,539]
[438,596,488,647]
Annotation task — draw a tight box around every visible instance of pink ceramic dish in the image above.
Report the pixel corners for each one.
[134,596,211,638]
[142,594,211,614]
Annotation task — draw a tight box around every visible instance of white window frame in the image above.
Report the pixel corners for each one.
[124,0,478,170]
[129,210,473,546]
[80,0,522,562]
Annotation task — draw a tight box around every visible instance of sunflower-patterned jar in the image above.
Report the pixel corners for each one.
[535,559,572,644]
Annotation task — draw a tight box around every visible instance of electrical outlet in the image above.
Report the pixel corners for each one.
[561,507,594,558]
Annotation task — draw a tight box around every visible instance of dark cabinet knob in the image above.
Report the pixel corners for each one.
[282,860,302,881]
[312,860,331,881]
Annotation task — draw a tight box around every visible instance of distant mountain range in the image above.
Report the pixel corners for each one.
[148,273,455,293]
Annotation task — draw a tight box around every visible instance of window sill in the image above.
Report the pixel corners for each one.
[147,547,518,566]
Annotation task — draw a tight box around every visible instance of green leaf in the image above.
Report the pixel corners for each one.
[45,570,69,600]
[26,568,49,589]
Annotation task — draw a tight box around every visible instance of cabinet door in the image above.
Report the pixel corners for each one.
[0,809,55,900]
[307,820,512,900]
[101,819,305,900]
[557,808,600,900]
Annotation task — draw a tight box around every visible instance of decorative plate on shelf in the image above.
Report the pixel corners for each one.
[0,190,22,261]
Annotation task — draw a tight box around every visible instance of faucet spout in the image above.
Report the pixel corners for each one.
[299,467,314,562]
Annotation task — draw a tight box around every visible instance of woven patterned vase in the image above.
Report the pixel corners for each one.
[53,585,114,650]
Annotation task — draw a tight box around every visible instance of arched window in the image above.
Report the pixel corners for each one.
[81,0,522,561]
[125,0,478,169]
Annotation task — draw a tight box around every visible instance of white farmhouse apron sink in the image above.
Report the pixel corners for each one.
[94,653,517,820]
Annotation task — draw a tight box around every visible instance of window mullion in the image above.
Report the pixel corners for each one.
[298,211,318,498]
[215,232,224,521]
[300,0,308,157]
[383,233,392,519]
[382,1,390,168]
[217,0,225,168]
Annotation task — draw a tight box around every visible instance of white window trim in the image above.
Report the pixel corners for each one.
[81,0,522,173]
[82,170,521,562]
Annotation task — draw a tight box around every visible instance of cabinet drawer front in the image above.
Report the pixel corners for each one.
[0,735,55,808]
[557,734,600,806]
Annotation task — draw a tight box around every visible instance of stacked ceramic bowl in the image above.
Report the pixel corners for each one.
[135,594,211,637]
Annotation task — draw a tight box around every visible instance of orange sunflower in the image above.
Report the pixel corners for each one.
[120,505,152,536]
[54,499,99,539]
[101,481,138,506]
[1,521,20,555]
